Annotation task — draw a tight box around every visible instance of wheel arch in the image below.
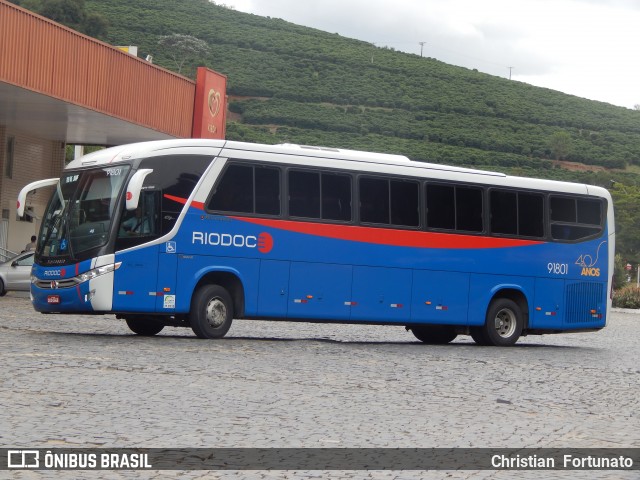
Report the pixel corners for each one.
[193,269,245,318]
[488,286,530,329]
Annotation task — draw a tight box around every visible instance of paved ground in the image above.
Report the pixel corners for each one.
[1,291,638,479]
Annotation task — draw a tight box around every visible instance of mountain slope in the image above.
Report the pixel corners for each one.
[84,0,640,259]
[86,0,640,174]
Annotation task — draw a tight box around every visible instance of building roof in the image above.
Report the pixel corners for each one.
[0,0,197,145]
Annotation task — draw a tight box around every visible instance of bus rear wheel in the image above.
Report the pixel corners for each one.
[480,298,523,346]
[190,284,233,339]
[125,317,164,336]
[410,325,457,344]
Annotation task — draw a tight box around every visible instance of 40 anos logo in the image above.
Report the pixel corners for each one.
[576,241,606,277]
[192,231,273,254]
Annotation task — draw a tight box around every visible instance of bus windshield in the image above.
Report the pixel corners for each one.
[38,166,130,260]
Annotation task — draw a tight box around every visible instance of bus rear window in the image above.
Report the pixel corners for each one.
[550,195,603,241]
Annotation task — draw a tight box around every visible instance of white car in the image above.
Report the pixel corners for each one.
[0,251,34,296]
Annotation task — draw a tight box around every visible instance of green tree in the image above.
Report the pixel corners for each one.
[613,254,628,290]
[39,0,85,29]
[82,11,109,38]
[610,182,640,264]
[549,131,573,160]
[157,34,210,75]
[8,0,108,39]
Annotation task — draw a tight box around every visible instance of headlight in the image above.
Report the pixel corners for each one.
[32,262,121,289]
[77,262,121,283]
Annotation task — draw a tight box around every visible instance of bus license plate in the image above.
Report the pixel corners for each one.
[47,295,60,304]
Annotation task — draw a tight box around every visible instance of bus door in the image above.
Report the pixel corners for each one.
[112,191,162,312]
[287,262,352,320]
[351,266,412,322]
[411,270,470,325]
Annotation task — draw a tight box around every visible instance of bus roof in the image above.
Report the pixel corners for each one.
[69,139,505,176]
[65,139,611,200]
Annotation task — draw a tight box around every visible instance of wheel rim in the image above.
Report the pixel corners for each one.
[205,297,227,328]
[493,308,516,338]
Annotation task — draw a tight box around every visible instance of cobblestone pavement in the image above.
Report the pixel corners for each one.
[1,291,638,479]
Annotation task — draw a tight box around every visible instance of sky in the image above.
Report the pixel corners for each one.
[216,0,640,109]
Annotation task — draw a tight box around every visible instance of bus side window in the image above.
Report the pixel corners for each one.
[255,166,280,215]
[550,195,603,241]
[209,164,253,213]
[390,179,419,227]
[289,170,320,219]
[208,163,281,216]
[456,186,483,232]
[426,184,454,230]
[490,190,517,235]
[490,189,544,238]
[322,173,351,222]
[359,177,389,225]
[518,192,544,238]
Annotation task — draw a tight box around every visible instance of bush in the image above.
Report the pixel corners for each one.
[612,285,640,309]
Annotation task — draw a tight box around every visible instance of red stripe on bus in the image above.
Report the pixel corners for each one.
[163,195,205,211]
[164,194,542,249]
[231,217,543,249]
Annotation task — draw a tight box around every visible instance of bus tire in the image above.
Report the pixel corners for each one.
[469,327,491,346]
[482,298,523,346]
[190,284,233,339]
[125,317,164,336]
[410,325,457,344]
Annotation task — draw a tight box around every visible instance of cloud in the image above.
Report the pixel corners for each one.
[218,0,640,107]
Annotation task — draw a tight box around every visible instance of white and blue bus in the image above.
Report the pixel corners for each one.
[18,140,614,346]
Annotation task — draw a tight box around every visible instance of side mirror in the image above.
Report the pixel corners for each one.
[125,169,153,211]
[17,178,59,217]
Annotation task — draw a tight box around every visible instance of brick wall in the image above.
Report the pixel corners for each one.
[0,127,65,253]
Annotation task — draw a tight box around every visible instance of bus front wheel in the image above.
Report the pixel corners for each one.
[479,298,523,346]
[190,284,233,339]
[125,317,164,336]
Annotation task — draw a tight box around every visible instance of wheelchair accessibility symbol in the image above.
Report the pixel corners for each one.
[165,241,176,253]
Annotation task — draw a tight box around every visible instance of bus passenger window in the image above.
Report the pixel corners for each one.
[209,164,253,213]
[289,170,320,218]
[550,196,576,222]
[426,184,455,230]
[518,193,544,238]
[577,198,602,225]
[255,166,280,215]
[550,195,603,241]
[322,173,351,221]
[359,177,389,224]
[490,190,544,238]
[456,186,483,232]
[390,180,419,227]
[490,190,517,235]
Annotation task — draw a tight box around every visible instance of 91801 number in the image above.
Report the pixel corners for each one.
[548,263,568,275]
